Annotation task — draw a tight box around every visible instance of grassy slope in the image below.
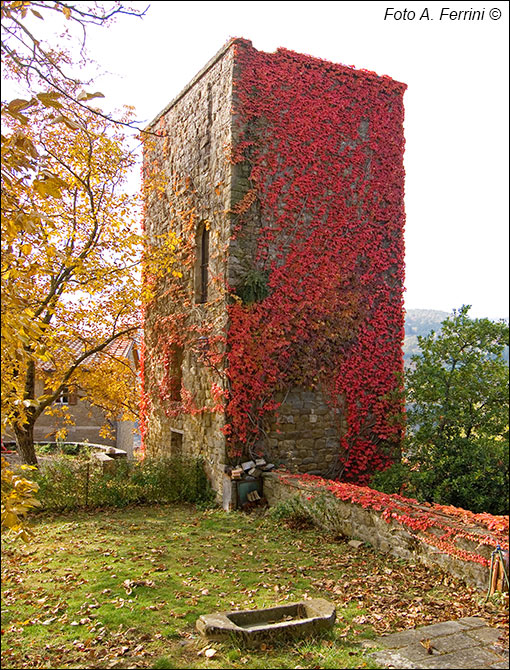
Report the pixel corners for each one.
[1,504,505,669]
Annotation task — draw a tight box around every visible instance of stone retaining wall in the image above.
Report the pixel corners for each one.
[263,471,509,591]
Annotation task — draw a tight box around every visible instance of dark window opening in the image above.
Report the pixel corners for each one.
[55,385,77,405]
[55,386,69,404]
[196,224,209,304]
[170,345,184,402]
[170,429,183,455]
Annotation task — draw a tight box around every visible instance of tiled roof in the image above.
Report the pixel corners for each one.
[41,335,138,372]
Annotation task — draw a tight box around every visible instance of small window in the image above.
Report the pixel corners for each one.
[170,346,184,402]
[170,429,183,454]
[55,386,77,405]
[55,387,69,405]
[195,223,209,304]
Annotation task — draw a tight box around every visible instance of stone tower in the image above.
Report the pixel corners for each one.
[141,38,406,495]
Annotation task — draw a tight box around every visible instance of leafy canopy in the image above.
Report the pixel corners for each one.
[1,2,153,464]
[374,306,509,514]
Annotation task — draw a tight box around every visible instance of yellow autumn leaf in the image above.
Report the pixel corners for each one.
[36,92,63,109]
[7,98,35,113]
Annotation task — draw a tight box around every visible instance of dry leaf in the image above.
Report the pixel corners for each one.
[420,638,434,654]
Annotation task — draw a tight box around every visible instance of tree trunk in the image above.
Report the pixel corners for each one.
[13,357,39,466]
[14,420,38,467]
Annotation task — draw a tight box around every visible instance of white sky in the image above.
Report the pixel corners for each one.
[8,0,510,319]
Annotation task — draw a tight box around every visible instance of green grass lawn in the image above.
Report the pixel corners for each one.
[1,504,500,669]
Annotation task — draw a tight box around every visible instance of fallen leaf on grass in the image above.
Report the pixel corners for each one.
[122,578,155,595]
[197,646,217,657]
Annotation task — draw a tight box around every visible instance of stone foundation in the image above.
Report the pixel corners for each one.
[259,388,346,476]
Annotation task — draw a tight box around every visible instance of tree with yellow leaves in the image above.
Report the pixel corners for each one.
[1,2,152,465]
[1,457,41,541]
[2,94,142,464]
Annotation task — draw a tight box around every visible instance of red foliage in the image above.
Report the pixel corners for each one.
[280,471,509,564]
[141,40,407,482]
[224,41,406,479]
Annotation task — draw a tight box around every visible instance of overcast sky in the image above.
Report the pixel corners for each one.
[10,0,510,319]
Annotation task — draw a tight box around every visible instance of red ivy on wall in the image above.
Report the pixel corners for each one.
[224,41,407,480]
[141,40,406,484]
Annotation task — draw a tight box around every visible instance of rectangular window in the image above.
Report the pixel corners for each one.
[195,224,210,304]
[170,428,183,454]
[55,386,69,404]
[200,226,209,303]
[170,346,184,402]
[55,386,77,405]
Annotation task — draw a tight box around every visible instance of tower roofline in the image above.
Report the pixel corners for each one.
[146,38,405,131]
[146,37,249,130]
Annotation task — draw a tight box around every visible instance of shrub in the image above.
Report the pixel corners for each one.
[32,455,216,512]
[374,306,509,515]
[370,461,413,497]
[370,439,509,515]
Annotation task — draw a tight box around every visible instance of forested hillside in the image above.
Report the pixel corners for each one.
[404,309,450,361]
[404,309,509,363]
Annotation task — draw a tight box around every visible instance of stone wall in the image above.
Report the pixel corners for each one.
[225,39,405,480]
[259,388,346,476]
[142,38,406,495]
[142,43,235,493]
[262,471,509,591]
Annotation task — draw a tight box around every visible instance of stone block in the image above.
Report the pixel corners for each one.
[301,456,318,465]
[197,599,336,645]
[466,626,504,644]
[456,617,488,630]
[418,647,506,669]
[378,629,425,649]
[370,649,415,669]
[411,621,467,638]
[432,631,479,653]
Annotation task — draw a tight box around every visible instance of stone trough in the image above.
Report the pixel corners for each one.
[196,598,336,645]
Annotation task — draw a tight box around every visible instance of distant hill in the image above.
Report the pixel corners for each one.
[403,308,509,363]
[404,309,450,361]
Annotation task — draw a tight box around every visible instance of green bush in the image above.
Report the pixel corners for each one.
[235,268,269,304]
[34,458,83,511]
[269,494,315,528]
[370,461,412,497]
[35,443,56,455]
[35,442,95,458]
[398,306,509,515]
[370,438,509,515]
[32,455,216,512]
